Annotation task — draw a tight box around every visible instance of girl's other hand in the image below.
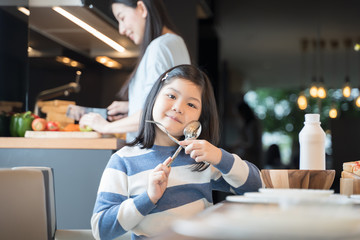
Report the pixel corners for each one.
[147,157,172,204]
[180,139,222,165]
[107,101,129,121]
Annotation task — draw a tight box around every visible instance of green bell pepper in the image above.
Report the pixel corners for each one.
[9,111,34,137]
[17,111,34,137]
[9,113,21,137]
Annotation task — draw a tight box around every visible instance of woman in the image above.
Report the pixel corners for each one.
[80,0,191,142]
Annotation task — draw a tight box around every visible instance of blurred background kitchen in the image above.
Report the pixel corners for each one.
[1,0,360,222]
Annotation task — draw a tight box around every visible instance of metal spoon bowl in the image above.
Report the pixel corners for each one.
[183,120,202,140]
[169,120,202,166]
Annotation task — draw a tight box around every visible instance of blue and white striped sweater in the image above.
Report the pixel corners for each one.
[91,144,263,240]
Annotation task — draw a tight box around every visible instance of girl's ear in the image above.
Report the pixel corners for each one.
[137,1,148,18]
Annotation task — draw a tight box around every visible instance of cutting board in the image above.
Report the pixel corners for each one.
[24,131,102,138]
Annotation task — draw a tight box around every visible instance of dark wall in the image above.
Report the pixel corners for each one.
[28,57,106,110]
[0,8,28,110]
[164,0,198,62]
[1,1,199,112]
[331,116,360,192]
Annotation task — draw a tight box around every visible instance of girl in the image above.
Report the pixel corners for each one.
[91,65,263,240]
[80,0,191,142]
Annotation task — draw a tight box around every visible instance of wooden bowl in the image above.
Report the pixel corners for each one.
[261,169,335,189]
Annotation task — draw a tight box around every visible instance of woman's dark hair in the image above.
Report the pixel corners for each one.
[112,0,180,99]
[129,64,219,171]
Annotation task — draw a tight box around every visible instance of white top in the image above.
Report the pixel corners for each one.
[127,33,191,142]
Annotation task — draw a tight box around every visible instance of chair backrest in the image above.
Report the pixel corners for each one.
[0,168,48,240]
[13,166,56,239]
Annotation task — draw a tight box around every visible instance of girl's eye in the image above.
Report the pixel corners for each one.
[167,94,176,100]
[188,103,197,109]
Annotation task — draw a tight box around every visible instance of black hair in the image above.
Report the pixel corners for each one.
[129,64,219,171]
[111,0,181,99]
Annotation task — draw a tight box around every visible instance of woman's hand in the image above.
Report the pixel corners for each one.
[79,113,109,133]
[147,157,172,204]
[107,101,129,121]
[180,139,222,165]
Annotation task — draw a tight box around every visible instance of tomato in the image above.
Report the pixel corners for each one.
[31,118,47,131]
[47,121,60,131]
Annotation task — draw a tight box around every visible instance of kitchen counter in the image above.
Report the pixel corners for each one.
[0,136,126,229]
[0,137,125,149]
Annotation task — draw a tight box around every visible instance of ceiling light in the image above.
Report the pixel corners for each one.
[355,96,360,108]
[95,56,122,69]
[56,56,84,69]
[342,76,351,98]
[309,85,318,98]
[309,76,318,98]
[297,92,307,110]
[329,107,338,119]
[62,57,70,64]
[18,7,30,16]
[317,86,326,99]
[52,7,125,53]
[70,61,79,67]
[317,77,327,99]
[354,43,360,52]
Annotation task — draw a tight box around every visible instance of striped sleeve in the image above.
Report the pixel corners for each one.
[211,149,263,194]
[91,153,156,240]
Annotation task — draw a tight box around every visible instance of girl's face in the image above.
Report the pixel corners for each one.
[112,2,147,45]
[152,78,202,145]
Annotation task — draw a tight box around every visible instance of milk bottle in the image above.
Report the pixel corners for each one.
[299,114,326,170]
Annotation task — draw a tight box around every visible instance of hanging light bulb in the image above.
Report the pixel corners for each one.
[317,86,326,98]
[342,76,351,98]
[309,76,318,98]
[297,91,308,110]
[354,43,360,52]
[329,107,338,119]
[355,95,360,108]
[309,84,318,98]
[317,77,327,99]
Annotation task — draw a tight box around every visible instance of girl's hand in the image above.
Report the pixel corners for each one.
[147,157,172,204]
[107,101,129,121]
[180,139,222,165]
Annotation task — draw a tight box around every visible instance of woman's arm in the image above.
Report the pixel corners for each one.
[79,110,141,134]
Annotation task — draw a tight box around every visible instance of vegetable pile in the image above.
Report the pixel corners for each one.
[0,110,85,137]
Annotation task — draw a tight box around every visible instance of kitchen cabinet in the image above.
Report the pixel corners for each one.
[0,137,125,229]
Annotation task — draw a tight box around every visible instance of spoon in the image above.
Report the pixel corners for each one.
[168,120,202,166]
[146,120,202,166]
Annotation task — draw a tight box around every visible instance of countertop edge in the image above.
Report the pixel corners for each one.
[0,137,126,150]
